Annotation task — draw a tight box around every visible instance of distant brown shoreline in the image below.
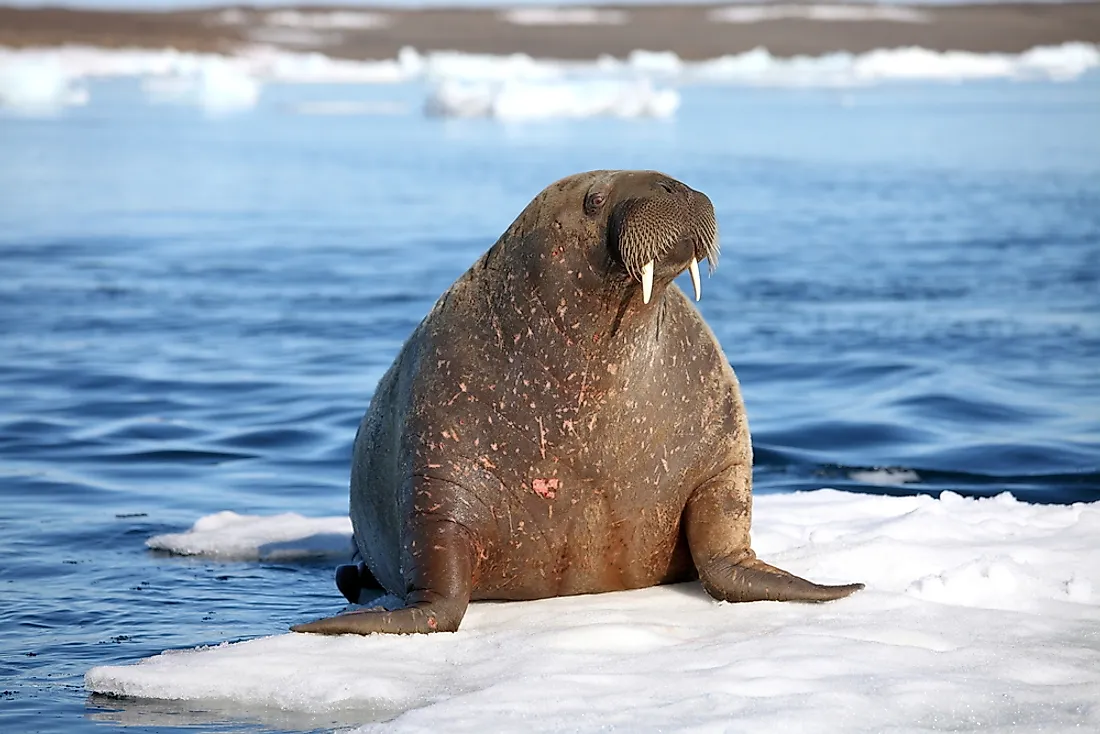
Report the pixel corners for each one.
[2,4,1100,60]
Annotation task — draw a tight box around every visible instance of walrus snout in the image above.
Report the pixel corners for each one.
[608,179,719,304]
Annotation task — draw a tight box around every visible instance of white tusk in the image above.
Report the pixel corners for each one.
[641,260,654,304]
[688,257,701,301]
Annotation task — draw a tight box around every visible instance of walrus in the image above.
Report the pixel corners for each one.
[292,170,863,635]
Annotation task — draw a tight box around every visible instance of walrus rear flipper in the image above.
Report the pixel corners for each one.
[701,557,864,604]
[292,517,474,635]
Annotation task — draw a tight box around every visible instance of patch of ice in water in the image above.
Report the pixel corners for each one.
[91,490,1100,732]
[0,52,88,115]
[263,11,391,30]
[251,46,421,84]
[146,511,352,561]
[680,43,1100,86]
[421,50,564,83]
[141,58,261,114]
[849,467,920,485]
[501,8,629,26]
[709,5,930,24]
[1,42,1096,117]
[425,77,679,119]
[286,100,409,116]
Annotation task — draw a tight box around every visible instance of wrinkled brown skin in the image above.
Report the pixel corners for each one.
[292,170,863,635]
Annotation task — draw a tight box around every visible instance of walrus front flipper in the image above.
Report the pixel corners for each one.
[292,518,474,635]
[700,557,864,603]
[684,463,864,605]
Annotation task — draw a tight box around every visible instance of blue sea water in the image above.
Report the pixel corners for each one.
[1,76,1099,732]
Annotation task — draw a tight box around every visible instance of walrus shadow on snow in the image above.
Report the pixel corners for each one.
[292,170,863,636]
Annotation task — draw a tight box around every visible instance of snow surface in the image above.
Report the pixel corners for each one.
[90,489,1100,732]
[2,42,1098,117]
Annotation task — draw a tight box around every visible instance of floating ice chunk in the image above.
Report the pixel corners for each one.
[213,9,248,26]
[263,11,391,30]
[686,47,854,86]
[146,511,352,561]
[142,59,260,114]
[853,46,1016,82]
[287,100,408,116]
[849,468,921,485]
[198,60,261,113]
[0,53,88,115]
[244,46,420,84]
[1017,42,1100,81]
[501,8,629,26]
[422,51,563,83]
[247,28,342,49]
[626,49,685,76]
[1,41,1096,119]
[425,78,679,120]
[709,5,930,24]
[89,490,1100,732]
[683,43,1100,87]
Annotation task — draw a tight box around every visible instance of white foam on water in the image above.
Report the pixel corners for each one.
[709,5,931,24]
[145,511,352,561]
[425,77,679,119]
[1,42,1097,117]
[89,490,1100,731]
[501,8,629,26]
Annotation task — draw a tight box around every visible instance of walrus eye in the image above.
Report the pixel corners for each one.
[584,191,606,216]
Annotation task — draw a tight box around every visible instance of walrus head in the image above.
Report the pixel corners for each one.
[500,170,720,309]
[589,170,719,304]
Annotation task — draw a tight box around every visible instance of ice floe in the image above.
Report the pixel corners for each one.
[709,4,931,24]
[1,42,1098,117]
[263,11,392,31]
[425,77,679,119]
[0,54,87,115]
[501,8,630,26]
[140,58,261,114]
[847,467,921,485]
[146,511,352,562]
[89,489,1100,732]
